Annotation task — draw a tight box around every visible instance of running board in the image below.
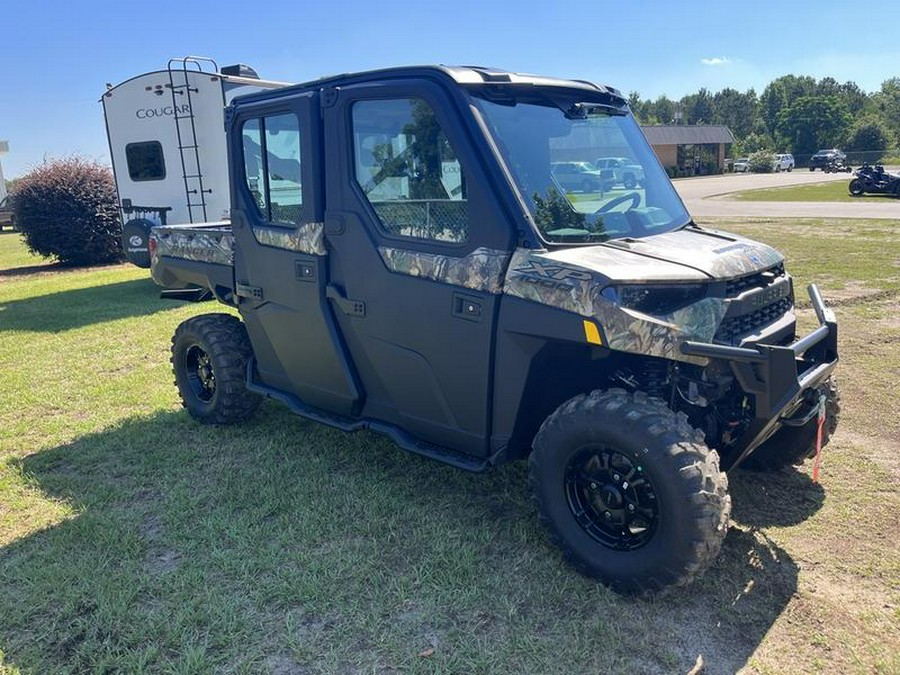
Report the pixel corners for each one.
[245,363,493,472]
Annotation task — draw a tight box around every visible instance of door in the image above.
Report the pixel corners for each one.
[230,92,359,416]
[322,81,514,456]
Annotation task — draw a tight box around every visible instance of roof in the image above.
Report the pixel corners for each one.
[640,125,735,145]
[234,65,625,106]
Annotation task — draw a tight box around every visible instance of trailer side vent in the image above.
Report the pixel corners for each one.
[221,64,260,79]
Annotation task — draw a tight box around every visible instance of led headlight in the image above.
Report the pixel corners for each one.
[603,284,707,315]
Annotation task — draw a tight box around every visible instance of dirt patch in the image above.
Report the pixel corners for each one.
[265,654,311,675]
[144,547,180,574]
[796,284,897,309]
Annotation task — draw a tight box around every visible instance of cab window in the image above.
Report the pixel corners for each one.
[352,97,468,244]
[241,114,303,225]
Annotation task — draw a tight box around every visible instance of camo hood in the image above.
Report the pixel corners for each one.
[542,227,783,283]
[503,228,787,364]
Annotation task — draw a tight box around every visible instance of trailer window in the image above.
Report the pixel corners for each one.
[352,97,468,244]
[125,141,166,181]
[241,114,303,225]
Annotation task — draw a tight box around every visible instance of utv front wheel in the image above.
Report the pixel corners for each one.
[171,313,261,424]
[530,389,730,595]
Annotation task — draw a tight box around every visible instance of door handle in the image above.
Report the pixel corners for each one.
[452,292,482,322]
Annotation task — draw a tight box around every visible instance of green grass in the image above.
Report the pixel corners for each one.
[730,178,898,203]
[1,226,899,674]
[0,232,51,271]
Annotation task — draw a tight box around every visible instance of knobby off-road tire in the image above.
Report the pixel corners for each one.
[529,389,731,595]
[171,313,262,424]
[742,377,841,472]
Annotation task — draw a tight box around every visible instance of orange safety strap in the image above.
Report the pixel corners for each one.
[812,394,827,483]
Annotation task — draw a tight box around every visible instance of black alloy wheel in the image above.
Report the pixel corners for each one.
[184,344,217,403]
[564,446,658,551]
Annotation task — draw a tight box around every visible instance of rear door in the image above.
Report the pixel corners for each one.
[229,92,360,416]
[321,79,515,456]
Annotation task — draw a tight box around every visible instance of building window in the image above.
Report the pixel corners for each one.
[125,141,166,181]
[352,97,468,243]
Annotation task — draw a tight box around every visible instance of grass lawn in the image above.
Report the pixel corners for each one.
[1,224,898,674]
[730,178,900,203]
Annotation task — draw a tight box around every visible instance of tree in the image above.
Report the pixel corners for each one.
[712,87,758,138]
[760,75,817,135]
[817,78,867,116]
[681,88,714,124]
[649,95,675,125]
[845,120,892,163]
[627,91,652,123]
[872,78,900,141]
[775,95,851,158]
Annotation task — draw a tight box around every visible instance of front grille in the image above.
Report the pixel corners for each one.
[715,296,793,344]
[725,262,785,296]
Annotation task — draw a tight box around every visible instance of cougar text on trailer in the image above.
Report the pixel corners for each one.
[102,57,288,267]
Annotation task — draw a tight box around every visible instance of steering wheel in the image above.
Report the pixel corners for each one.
[596,192,641,214]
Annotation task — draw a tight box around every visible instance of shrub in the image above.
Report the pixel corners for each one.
[748,150,774,173]
[13,157,122,266]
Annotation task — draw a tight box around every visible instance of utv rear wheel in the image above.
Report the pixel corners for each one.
[171,313,261,424]
[742,377,840,472]
[529,389,731,595]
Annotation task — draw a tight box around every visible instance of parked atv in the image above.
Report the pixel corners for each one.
[809,149,851,173]
[849,164,900,197]
[823,158,852,173]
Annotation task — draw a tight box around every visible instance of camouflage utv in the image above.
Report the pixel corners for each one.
[147,66,839,594]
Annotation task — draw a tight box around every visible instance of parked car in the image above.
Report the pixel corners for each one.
[733,157,751,173]
[0,196,15,231]
[773,153,794,172]
[809,149,848,172]
[593,157,644,188]
[550,161,609,193]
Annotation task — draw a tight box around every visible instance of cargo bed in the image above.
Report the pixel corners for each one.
[150,222,236,304]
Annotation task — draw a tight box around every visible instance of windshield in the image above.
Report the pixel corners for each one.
[471,94,690,244]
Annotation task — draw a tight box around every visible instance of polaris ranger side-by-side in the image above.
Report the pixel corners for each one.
[148,66,839,594]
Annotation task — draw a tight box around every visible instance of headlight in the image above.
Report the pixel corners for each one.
[602,284,707,315]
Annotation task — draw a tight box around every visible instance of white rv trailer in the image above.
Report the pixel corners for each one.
[102,57,289,267]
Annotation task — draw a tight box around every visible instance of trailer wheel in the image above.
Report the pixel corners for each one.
[171,313,261,424]
[742,378,840,472]
[529,389,730,595]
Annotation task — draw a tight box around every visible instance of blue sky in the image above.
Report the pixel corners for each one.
[1,0,897,179]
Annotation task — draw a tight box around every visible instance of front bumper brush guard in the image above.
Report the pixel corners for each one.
[680,284,838,466]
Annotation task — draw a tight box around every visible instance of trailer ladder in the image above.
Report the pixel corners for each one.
[167,56,218,223]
